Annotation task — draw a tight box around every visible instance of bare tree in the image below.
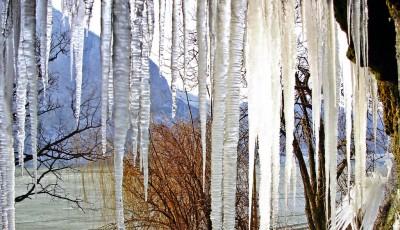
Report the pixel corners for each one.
[14,28,103,209]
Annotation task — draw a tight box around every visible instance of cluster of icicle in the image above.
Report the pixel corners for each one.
[99,0,155,229]
[245,0,381,228]
[331,0,384,228]
[0,0,53,229]
[61,0,93,124]
[247,0,297,228]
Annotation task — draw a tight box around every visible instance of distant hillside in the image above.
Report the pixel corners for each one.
[47,9,198,128]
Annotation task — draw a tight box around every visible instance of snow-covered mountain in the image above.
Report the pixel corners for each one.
[48,9,198,126]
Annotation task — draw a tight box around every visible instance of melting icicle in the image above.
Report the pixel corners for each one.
[158,0,165,78]
[130,0,144,166]
[321,0,339,222]
[112,0,131,228]
[210,0,231,228]
[349,0,369,212]
[37,0,52,93]
[342,39,353,195]
[303,0,321,173]
[101,0,112,155]
[246,0,268,227]
[70,0,85,125]
[265,1,282,226]
[84,0,94,32]
[0,2,16,227]
[108,49,114,119]
[17,0,38,177]
[196,0,208,190]
[170,0,179,119]
[222,0,246,228]
[281,0,296,211]
[139,0,154,201]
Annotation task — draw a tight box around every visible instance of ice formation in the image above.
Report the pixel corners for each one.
[0,0,393,229]
[196,0,208,190]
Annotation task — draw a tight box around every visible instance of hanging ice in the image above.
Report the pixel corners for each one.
[170,0,179,119]
[112,0,131,228]
[222,0,246,228]
[84,0,94,31]
[130,0,144,161]
[196,0,208,190]
[101,0,112,155]
[139,0,154,201]
[281,0,296,211]
[36,0,52,93]
[70,0,85,124]
[302,0,322,173]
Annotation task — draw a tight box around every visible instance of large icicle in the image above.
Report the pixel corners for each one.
[268,0,283,225]
[342,41,353,195]
[17,0,38,178]
[36,0,52,93]
[321,0,339,222]
[196,0,208,190]
[303,0,321,173]
[28,56,38,194]
[70,0,85,125]
[246,0,269,227]
[281,0,296,211]
[129,0,144,161]
[1,3,16,227]
[139,0,154,201]
[350,0,369,212]
[210,0,230,228]
[222,0,246,228]
[100,0,112,155]
[170,0,179,119]
[0,50,15,230]
[112,0,131,228]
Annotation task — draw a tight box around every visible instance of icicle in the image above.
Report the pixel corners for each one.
[222,0,246,228]
[101,0,112,155]
[112,0,131,228]
[45,0,52,92]
[28,58,38,195]
[0,59,15,230]
[196,0,208,191]
[343,50,353,195]
[210,0,231,227]
[1,4,16,227]
[270,1,283,226]
[371,77,378,152]
[17,0,38,176]
[130,0,144,165]
[349,0,369,211]
[322,0,339,222]
[139,0,154,201]
[303,0,321,171]
[70,0,85,125]
[84,0,94,32]
[170,0,179,119]
[281,0,296,212]
[37,0,47,92]
[158,0,165,78]
[108,50,114,119]
[246,0,269,227]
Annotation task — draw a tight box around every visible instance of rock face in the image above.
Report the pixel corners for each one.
[334,0,400,227]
